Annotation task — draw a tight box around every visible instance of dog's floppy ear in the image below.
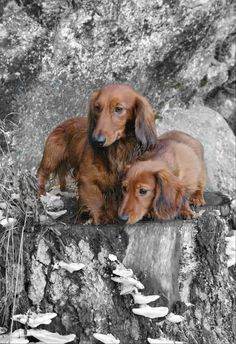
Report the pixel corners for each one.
[152,169,184,220]
[88,90,100,143]
[135,96,157,150]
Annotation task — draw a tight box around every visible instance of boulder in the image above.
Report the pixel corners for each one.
[0,188,234,344]
[157,106,236,194]
[0,1,46,119]
[0,1,234,169]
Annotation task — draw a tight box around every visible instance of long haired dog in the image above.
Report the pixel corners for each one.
[37,84,157,224]
[118,131,207,224]
[37,117,87,195]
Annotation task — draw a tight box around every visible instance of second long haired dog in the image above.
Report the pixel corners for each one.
[37,84,157,224]
[118,131,207,224]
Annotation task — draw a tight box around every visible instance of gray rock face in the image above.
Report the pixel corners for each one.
[157,106,236,194]
[0,1,235,178]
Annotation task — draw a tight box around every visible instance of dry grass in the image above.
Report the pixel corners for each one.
[0,117,40,329]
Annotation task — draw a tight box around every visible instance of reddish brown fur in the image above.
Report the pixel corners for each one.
[37,117,87,195]
[118,130,207,224]
[37,84,157,224]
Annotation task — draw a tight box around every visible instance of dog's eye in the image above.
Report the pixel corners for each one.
[122,185,127,193]
[94,105,100,113]
[139,188,148,195]
[114,106,123,115]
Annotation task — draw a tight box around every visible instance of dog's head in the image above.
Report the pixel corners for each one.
[88,84,157,148]
[118,163,184,224]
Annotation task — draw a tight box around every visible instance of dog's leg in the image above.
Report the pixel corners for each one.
[57,163,68,191]
[190,164,206,206]
[190,189,206,206]
[37,167,50,195]
[37,134,67,195]
[78,180,113,224]
[180,199,193,219]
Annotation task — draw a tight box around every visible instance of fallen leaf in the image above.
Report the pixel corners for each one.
[108,254,117,261]
[0,218,17,228]
[40,193,64,210]
[93,333,120,343]
[39,215,51,225]
[120,284,138,295]
[0,202,7,210]
[147,338,184,344]
[13,312,57,328]
[27,329,75,344]
[166,312,184,323]
[113,266,133,278]
[11,193,20,201]
[132,293,160,305]
[54,261,85,273]
[46,209,67,219]
[0,329,29,344]
[132,305,168,319]
[111,276,144,290]
[225,233,236,267]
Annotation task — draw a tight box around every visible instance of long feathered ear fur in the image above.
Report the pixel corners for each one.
[152,169,184,220]
[88,90,100,144]
[135,96,157,150]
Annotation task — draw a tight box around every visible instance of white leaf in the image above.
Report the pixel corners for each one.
[54,261,85,273]
[40,193,64,210]
[0,335,29,344]
[120,284,138,295]
[108,254,117,261]
[48,189,75,197]
[39,215,51,225]
[147,338,184,344]
[113,267,133,278]
[11,193,20,201]
[27,329,75,344]
[111,276,144,290]
[225,233,236,267]
[166,312,184,323]
[132,305,168,319]
[0,218,17,228]
[46,209,67,219]
[0,210,4,220]
[13,312,57,328]
[0,202,7,210]
[0,329,29,344]
[132,293,160,305]
[93,333,120,343]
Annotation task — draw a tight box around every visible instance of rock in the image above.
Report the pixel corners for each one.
[6,191,234,344]
[157,106,236,194]
[0,0,234,169]
[0,1,46,120]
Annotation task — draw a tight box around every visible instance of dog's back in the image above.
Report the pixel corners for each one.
[158,130,204,160]
[154,131,206,196]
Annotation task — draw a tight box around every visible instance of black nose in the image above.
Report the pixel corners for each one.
[93,135,106,146]
[118,214,129,222]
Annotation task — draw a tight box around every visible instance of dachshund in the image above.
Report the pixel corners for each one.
[37,84,157,224]
[118,130,207,224]
[37,116,87,195]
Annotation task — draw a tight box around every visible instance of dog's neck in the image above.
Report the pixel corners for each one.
[91,135,142,174]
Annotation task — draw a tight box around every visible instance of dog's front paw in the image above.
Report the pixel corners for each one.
[180,208,194,219]
[92,212,112,225]
[190,191,206,207]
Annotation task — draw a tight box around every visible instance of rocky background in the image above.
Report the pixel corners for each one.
[0,0,235,191]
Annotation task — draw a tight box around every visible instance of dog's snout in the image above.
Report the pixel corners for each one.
[93,135,106,146]
[118,214,129,222]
